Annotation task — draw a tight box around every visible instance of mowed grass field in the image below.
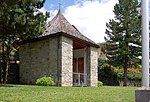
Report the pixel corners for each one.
[0,84,137,102]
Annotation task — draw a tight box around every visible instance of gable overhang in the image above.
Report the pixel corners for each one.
[18,32,99,48]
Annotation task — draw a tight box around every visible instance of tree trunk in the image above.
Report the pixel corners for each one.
[0,44,2,83]
[3,39,11,84]
[2,42,6,83]
[0,62,1,83]
[123,66,128,86]
[2,38,11,84]
[4,61,9,84]
[123,56,129,86]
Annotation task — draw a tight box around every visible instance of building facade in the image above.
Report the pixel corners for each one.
[19,10,99,87]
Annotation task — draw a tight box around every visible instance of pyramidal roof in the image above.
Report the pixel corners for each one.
[41,10,98,47]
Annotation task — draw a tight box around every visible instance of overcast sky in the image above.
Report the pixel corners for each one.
[40,0,149,43]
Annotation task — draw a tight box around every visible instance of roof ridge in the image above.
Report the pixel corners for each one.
[58,10,63,31]
[41,10,98,47]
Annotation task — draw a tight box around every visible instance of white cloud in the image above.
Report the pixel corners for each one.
[39,7,58,21]
[63,0,118,43]
[40,0,118,43]
[39,7,47,14]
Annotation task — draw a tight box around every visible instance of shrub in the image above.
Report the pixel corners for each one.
[115,68,142,80]
[127,72,142,80]
[98,58,119,86]
[98,81,103,87]
[36,76,55,86]
[114,68,124,79]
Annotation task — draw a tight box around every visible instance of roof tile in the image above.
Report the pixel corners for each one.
[41,10,98,46]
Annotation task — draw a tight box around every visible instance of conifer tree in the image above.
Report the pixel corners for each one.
[105,0,141,86]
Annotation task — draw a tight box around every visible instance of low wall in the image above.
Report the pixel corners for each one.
[118,79,141,87]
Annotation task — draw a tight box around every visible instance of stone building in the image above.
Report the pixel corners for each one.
[19,10,99,87]
[97,43,106,59]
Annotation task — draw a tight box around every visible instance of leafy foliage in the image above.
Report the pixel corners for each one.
[127,72,141,80]
[114,68,124,79]
[36,76,55,86]
[127,68,141,80]
[98,58,119,86]
[98,58,142,86]
[0,0,49,40]
[98,81,103,87]
[0,0,49,83]
[115,68,142,80]
[105,0,141,86]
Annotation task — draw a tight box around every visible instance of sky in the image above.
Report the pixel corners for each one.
[40,0,150,43]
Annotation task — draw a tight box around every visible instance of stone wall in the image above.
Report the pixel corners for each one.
[118,79,141,87]
[90,47,98,87]
[86,46,98,87]
[19,37,58,84]
[19,35,97,87]
[7,63,19,84]
[60,36,73,86]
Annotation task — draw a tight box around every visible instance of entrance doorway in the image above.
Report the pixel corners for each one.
[73,57,86,86]
[73,40,87,86]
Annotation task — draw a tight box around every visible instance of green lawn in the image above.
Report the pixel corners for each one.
[0,84,137,102]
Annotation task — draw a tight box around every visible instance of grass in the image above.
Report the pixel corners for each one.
[0,84,137,102]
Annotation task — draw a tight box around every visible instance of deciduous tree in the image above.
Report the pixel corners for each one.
[0,0,49,83]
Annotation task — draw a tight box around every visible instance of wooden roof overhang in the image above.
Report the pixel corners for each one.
[18,32,99,49]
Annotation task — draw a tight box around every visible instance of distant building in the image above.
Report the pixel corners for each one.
[97,43,107,60]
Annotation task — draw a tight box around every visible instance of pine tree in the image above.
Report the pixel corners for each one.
[105,0,141,86]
